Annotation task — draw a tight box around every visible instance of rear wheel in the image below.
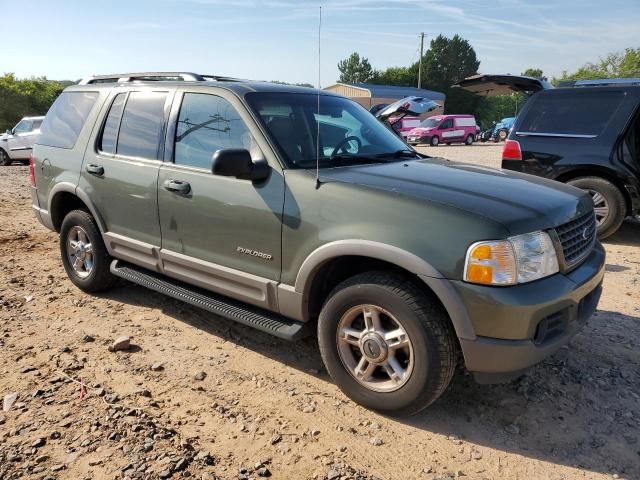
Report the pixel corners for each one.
[60,210,117,292]
[0,149,11,166]
[497,129,508,142]
[317,272,458,416]
[567,176,626,239]
[465,135,474,145]
[430,136,439,147]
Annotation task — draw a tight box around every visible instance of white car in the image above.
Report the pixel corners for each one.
[0,116,44,165]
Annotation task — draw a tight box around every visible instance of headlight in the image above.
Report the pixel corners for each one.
[464,231,559,286]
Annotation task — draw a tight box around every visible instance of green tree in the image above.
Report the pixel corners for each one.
[417,35,480,114]
[337,52,374,83]
[553,47,640,85]
[370,66,414,86]
[0,73,68,131]
[522,68,546,81]
[418,34,480,92]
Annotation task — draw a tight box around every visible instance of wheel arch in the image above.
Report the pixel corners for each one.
[49,184,107,233]
[289,240,476,341]
[553,167,631,216]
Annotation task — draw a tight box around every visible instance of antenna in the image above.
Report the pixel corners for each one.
[315,6,322,188]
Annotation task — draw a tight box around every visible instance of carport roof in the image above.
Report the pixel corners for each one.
[329,82,446,101]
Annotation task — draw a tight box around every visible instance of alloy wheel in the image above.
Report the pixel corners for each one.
[587,189,610,226]
[66,226,94,278]
[336,304,414,393]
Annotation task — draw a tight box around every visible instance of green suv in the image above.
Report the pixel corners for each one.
[30,72,605,415]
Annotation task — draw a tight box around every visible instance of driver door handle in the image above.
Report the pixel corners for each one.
[164,179,191,194]
[85,164,104,176]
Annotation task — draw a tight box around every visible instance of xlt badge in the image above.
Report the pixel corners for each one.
[236,246,273,261]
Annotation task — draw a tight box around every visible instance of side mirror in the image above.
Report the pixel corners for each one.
[211,148,270,182]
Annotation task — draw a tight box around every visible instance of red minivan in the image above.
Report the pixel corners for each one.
[406,114,477,146]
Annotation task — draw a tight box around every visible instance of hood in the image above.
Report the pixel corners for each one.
[320,158,592,235]
[407,127,434,135]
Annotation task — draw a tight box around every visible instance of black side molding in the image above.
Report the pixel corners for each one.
[110,261,309,341]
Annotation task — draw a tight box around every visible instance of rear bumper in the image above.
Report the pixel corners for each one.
[447,243,605,383]
[30,186,54,230]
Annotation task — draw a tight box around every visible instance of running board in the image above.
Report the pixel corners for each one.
[110,261,308,341]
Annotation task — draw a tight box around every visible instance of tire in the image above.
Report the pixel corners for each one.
[317,271,458,416]
[497,129,508,142]
[0,149,11,166]
[430,136,439,147]
[567,177,626,239]
[60,210,117,292]
[465,135,474,145]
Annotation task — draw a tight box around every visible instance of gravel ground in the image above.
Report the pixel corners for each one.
[1,156,639,480]
[414,143,503,168]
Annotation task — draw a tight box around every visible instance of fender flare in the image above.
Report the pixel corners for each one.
[292,240,476,340]
[48,183,108,233]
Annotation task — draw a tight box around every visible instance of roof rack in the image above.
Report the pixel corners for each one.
[78,72,243,85]
[558,78,640,88]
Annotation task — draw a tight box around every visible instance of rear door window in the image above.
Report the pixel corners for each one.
[518,91,625,137]
[116,91,168,159]
[38,91,99,149]
[99,93,127,154]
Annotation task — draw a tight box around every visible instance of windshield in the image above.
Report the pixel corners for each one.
[419,118,440,128]
[246,92,413,169]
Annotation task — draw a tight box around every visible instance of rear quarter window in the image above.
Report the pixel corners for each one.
[518,90,625,137]
[38,91,99,149]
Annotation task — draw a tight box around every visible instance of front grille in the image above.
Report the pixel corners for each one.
[555,211,596,267]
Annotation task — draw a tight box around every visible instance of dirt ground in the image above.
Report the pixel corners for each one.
[1,147,639,480]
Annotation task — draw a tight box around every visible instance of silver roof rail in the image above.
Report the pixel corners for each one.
[78,72,243,85]
[558,78,640,88]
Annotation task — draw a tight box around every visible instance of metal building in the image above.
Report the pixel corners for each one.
[323,82,446,115]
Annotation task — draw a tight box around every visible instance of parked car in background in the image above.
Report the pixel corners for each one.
[406,114,477,146]
[31,72,603,415]
[0,116,44,165]
[456,74,640,239]
[492,116,515,142]
[390,116,422,139]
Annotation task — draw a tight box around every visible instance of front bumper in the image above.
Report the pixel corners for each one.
[453,242,605,383]
[407,135,431,145]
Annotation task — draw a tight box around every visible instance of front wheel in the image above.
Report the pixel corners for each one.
[430,136,439,147]
[317,272,458,416]
[567,177,626,239]
[0,149,11,166]
[465,135,474,145]
[497,129,508,142]
[60,210,117,292]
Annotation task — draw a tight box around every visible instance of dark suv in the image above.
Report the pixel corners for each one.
[30,72,604,415]
[457,75,640,239]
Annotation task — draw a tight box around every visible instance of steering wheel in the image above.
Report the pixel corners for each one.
[330,136,362,158]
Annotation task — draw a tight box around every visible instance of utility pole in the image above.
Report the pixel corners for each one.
[418,32,425,89]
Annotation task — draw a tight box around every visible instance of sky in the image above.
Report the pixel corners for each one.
[2,0,639,87]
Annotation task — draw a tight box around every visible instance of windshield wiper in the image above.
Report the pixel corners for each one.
[375,149,420,159]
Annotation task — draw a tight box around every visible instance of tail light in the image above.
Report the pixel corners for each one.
[29,154,36,186]
[502,139,522,161]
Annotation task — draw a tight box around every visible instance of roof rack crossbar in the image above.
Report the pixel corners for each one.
[78,72,243,85]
